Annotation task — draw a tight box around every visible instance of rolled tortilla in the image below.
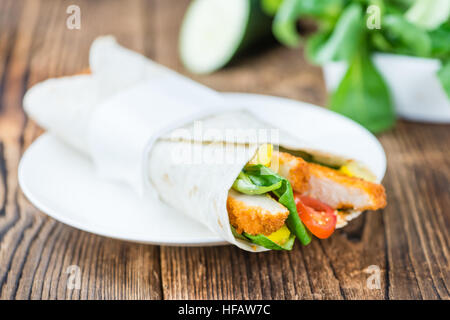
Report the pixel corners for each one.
[23,36,368,251]
[24,37,283,251]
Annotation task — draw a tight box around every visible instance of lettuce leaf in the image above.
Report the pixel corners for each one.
[232,171,282,195]
[383,14,431,57]
[329,35,395,133]
[230,224,295,250]
[438,60,450,99]
[244,232,296,250]
[307,3,363,64]
[272,0,343,47]
[405,0,450,31]
[231,222,295,250]
[233,165,312,246]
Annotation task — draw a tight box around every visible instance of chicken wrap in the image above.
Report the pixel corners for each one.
[23,36,386,252]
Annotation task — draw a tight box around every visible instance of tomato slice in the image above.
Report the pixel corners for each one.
[294,193,337,239]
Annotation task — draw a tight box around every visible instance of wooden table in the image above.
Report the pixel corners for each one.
[0,0,449,300]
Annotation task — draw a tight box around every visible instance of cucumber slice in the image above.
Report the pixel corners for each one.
[179,0,272,74]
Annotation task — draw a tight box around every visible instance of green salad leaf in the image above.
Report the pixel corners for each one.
[231,215,295,250]
[243,232,296,250]
[273,0,343,47]
[429,24,450,59]
[405,0,450,31]
[261,0,283,16]
[235,165,312,246]
[370,32,394,52]
[307,3,363,64]
[329,35,395,133]
[438,60,450,99]
[232,171,282,195]
[388,0,416,10]
[230,225,250,241]
[383,14,431,57]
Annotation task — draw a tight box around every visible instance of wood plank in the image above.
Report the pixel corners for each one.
[380,122,450,299]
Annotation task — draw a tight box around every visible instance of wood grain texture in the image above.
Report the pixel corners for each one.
[0,0,448,300]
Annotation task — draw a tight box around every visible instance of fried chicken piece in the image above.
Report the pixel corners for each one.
[270,151,310,193]
[273,151,386,211]
[305,163,386,210]
[227,189,289,236]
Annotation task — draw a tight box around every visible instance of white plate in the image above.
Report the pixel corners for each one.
[19,93,386,246]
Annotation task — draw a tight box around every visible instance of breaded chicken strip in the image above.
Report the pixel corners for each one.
[306,163,386,210]
[270,151,310,193]
[273,151,386,211]
[227,189,289,236]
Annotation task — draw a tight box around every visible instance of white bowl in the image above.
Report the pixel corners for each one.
[323,53,450,123]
